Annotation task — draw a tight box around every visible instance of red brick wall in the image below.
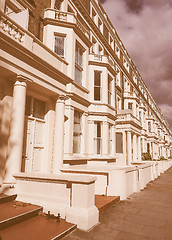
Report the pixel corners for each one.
[28,0,51,41]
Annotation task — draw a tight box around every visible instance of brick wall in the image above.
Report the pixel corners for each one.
[28,0,51,41]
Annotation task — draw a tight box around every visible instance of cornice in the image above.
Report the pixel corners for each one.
[88,60,116,76]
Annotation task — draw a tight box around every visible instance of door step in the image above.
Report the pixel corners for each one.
[95,195,120,214]
[0,200,42,230]
[0,194,17,204]
[0,215,76,240]
[0,195,76,240]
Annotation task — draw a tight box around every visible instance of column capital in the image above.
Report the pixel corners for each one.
[83,112,88,117]
[88,120,94,125]
[102,121,109,126]
[56,95,68,103]
[65,105,74,111]
[16,74,33,84]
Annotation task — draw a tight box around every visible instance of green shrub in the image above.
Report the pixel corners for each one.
[159,156,167,160]
[142,152,152,160]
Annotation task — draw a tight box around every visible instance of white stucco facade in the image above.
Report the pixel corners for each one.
[0,0,172,230]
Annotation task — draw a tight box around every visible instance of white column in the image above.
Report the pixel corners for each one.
[0,0,5,11]
[123,131,127,165]
[88,120,94,156]
[5,79,27,182]
[112,125,116,156]
[142,137,145,153]
[133,134,137,162]
[53,95,66,173]
[127,131,132,165]
[102,121,109,156]
[82,112,88,157]
[138,136,141,162]
[64,105,74,158]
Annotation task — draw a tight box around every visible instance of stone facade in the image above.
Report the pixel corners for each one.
[0,0,172,230]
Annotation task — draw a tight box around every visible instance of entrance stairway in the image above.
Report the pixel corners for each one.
[95,195,120,214]
[0,194,76,240]
[0,194,120,240]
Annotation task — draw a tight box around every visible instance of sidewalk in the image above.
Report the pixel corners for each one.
[63,167,172,240]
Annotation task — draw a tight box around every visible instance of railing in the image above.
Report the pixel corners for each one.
[0,10,68,74]
[89,53,115,70]
[0,12,25,44]
[123,91,137,98]
[44,9,90,38]
[116,111,141,126]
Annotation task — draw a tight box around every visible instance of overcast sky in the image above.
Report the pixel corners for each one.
[100,0,172,130]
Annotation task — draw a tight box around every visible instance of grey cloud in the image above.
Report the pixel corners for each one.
[101,0,172,129]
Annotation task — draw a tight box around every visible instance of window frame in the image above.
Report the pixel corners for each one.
[94,121,102,155]
[75,41,84,85]
[73,110,82,154]
[108,75,112,105]
[54,33,66,58]
[94,70,101,101]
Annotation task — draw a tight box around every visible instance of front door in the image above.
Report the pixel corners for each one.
[22,96,46,173]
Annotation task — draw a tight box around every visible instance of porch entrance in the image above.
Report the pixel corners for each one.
[22,96,46,173]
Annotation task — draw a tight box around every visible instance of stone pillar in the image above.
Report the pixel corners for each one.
[102,121,109,156]
[64,105,74,158]
[141,136,145,153]
[53,95,66,174]
[138,136,141,162]
[82,112,88,156]
[5,78,27,182]
[133,134,137,162]
[123,131,127,165]
[112,125,116,156]
[127,131,132,165]
[0,0,5,12]
[88,120,94,156]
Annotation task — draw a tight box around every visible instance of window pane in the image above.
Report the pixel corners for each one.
[25,95,31,116]
[54,0,62,10]
[73,110,81,153]
[54,35,65,57]
[128,103,133,110]
[75,44,83,67]
[97,122,101,138]
[33,98,45,120]
[79,49,83,66]
[94,87,100,101]
[94,71,101,86]
[116,133,123,153]
[94,71,101,101]
[94,138,101,155]
[75,67,82,85]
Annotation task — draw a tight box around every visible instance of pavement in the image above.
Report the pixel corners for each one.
[63,167,172,240]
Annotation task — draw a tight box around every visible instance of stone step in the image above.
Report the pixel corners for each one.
[0,215,76,240]
[95,195,120,214]
[0,200,42,230]
[0,194,17,204]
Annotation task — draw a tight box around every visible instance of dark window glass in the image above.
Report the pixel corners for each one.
[116,132,123,153]
[94,71,101,101]
[33,98,45,120]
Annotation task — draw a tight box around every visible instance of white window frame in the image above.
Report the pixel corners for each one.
[94,70,101,101]
[75,42,84,85]
[54,33,66,58]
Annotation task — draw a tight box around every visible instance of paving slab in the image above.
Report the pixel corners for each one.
[63,167,172,240]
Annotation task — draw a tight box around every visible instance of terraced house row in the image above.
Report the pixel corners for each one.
[0,0,172,230]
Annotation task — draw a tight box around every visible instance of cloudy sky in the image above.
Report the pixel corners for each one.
[100,0,172,130]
